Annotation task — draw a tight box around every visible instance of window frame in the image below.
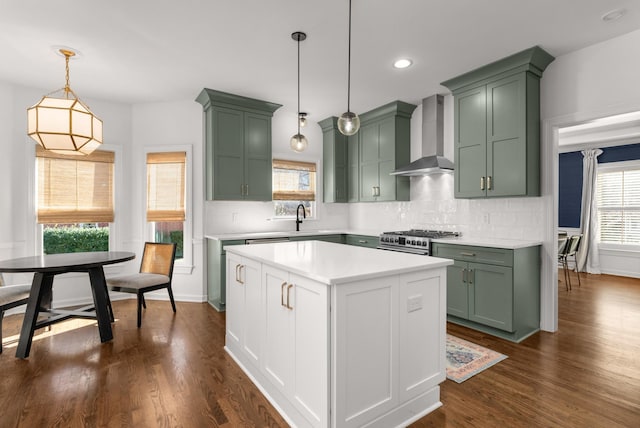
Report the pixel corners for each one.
[596,159,640,250]
[272,158,318,220]
[143,145,193,274]
[32,143,122,256]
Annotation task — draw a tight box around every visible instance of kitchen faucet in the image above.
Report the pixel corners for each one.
[295,203,306,231]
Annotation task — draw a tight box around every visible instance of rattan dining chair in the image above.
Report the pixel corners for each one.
[106,242,177,328]
[0,273,31,353]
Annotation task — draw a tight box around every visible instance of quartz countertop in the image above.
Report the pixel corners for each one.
[225,240,452,285]
[205,229,381,241]
[431,236,542,249]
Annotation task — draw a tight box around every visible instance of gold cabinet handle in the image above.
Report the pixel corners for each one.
[240,184,244,196]
[468,269,474,284]
[462,268,467,283]
[371,186,376,197]
[286,284,294,310]
[480,176,485,190]
[358,240,367,244]
[376,186,380,196]
[487,176,492,190]
[235,264,241,282]
[281,282,287,307]
[245,184,249,195]
[238,264,245,284]
[460,252,476,257]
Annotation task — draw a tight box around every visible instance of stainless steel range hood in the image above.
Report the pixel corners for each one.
[390,94,454,176]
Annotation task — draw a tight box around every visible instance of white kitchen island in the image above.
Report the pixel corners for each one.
[224,240,452,428]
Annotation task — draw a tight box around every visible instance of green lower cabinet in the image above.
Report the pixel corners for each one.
[433,242,540,343]
[290,234,344,244]
[206,238,245,311]
[344,234,378,248]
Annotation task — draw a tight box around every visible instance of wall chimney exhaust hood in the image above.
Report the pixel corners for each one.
[390,94,453,176]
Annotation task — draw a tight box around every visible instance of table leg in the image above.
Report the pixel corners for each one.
[88,266,113,342]
[16,272,53,359]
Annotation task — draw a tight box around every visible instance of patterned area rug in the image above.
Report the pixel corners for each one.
[446,334,508,383]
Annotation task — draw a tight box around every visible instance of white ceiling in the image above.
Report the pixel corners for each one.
[2,0,640,120]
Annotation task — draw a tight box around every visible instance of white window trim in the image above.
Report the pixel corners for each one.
[143,144,193,275]
[31,143,123,258]
[597,158,640,249]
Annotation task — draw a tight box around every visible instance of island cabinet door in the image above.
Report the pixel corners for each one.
[262,265,329,428]
[226,253,262,367]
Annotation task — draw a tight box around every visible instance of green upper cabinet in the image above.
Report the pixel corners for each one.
[196,88,282,201]
[349,101,416,202]
[441,46,554,199]
[319,117,349,203]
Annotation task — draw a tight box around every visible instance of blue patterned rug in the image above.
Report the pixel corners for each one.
[446,334,508,383]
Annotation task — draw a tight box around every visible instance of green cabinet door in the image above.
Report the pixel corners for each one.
[213,106,245,200]
[446,260,469,319]
[486,74,527,198]
[348,134,359,202]
[344,234,378,248]
[454,86,487,198]
[244,112,273,201]
[320,117,349,203]
[359,121,381,201]
[468,262,514,331]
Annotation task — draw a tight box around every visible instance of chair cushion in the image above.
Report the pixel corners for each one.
[0,284,31,307]
[107,273,170,290]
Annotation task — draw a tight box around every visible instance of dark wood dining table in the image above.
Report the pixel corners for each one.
[0,251,135,358]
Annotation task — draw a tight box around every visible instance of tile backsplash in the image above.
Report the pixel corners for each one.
[348,174,545,240]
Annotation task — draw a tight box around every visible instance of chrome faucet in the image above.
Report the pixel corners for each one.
[295,204,306,231]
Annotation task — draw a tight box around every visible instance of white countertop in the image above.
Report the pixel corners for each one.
[205,229,380,241]
[225,240,452,285]
[431,236,542,249]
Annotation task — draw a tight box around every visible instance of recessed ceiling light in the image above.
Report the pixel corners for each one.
[601,8,626,22]
[393,58,412,69]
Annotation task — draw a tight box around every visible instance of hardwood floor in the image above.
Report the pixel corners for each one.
[1,271,639,427]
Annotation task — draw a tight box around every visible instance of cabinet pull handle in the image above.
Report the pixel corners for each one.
[235,264,241,282]
[480,176,485,190]
[238,265,245,284]
[487,176,492,190]
[281,282,287,307]
[462,268,467,283]
[240,184,244,196]
[286,283,294,310]
[376,186,380,196]
[468,269,474,284]
[245,184,249,195]
[371,187,376,197]
[460,252,476,257]
[358,240,367,244]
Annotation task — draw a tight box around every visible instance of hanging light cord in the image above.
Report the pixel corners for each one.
[347,0,352,113]
[297,34,301,135]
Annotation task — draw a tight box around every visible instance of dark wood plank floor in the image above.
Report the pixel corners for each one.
[1,271,639,427]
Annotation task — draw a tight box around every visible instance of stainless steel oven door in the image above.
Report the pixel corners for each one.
[376,245,429,256]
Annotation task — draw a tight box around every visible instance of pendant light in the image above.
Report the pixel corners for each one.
[290,31,308,153]
[337,0,360,136]
[27,48,103,156]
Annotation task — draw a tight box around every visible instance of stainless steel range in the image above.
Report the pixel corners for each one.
[378,229,460,255]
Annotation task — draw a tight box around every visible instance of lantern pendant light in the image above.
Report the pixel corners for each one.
[27,48,103,156]
[337,0,360,136]
[290,31,308,153]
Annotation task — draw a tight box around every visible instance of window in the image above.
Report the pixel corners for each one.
[597,160,640,244]
[147,151,186,259]
[272,159,316,218]
[36,146,115,254]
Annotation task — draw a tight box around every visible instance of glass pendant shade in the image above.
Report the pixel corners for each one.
[337,111,360,136]
[26,48,102,156]
[290,133,308,152]
[27,95,103,155]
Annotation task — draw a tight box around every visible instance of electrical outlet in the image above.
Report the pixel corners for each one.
[407,295,423,312]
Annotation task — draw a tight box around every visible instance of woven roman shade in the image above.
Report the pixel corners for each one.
[146,152,186,222]
[36,146,114,223]
[272,159,316,201]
